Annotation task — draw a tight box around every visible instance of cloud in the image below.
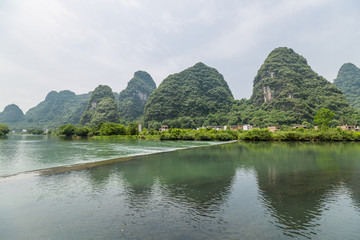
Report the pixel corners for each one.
[0,0,359,112]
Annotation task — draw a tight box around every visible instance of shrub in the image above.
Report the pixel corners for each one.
[0,123,10,136]
[75,127,90,137]
[241,129,273,141]
[99,122,126,136]
[59,124,76,137]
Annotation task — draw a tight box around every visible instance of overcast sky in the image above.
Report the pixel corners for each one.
[1,0,359,113]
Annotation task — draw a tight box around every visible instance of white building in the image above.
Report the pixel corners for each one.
[243,124,253,131]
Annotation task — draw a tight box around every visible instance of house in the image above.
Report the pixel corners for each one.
[243,124,253,131]
[215,126,227,130]
[268,126,280,132]
[339,125,356,131]
[230,125,242,130]
[293,125,307,129]
[159,125,168,131]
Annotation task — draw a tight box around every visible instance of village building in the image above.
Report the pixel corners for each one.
[293,125,307,129]
[230,125,242,130]
[159,125,168,131]
[243,124,253,131]
[268,126,280,132]
[339,125,357,131]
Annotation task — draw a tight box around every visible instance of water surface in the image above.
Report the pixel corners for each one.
[1,139,360,239]
[0,135,215,176]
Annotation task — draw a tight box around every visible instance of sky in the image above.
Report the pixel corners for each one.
[0,0,359,113]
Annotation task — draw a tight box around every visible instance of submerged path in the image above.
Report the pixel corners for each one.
[0,140,236,183]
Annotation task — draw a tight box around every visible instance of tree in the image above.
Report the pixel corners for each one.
[75,126,90,137]
[0,123,10,136]
[314,108,335,129]
[59,124,76,136]
[127,122,139,135]
[99,122,126,136]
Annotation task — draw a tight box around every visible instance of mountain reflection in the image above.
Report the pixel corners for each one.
[84,145,237,215]
[82,141,360,238]
[236,142,360,238]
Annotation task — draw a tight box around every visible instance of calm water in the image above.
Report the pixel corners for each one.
[0,135,215,176]
[1,137,360,239]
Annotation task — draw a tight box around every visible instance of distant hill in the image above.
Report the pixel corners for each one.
[118,71,156,122]
[248,47,354,124]
[25,90,90,128]
[333,63,360,110]
[0,104,25,124]
[80,85,120,125]
[144,62,234,124]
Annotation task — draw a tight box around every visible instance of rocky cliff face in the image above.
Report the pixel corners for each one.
[250,47,354,122]
[144,62,234,123]
[334,63,360,110]
[118,71,156,122]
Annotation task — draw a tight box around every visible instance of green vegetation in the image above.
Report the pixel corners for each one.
[159,128,238,141]
[118,71,156,122]
[314,108,335,129]
[334,63,360,110]
[247,47,354,126]
[26,128,45,135]
[1,48,359,134]
[58,124,77,137]
[56,122,140,137]
[81,85,120,125]
[144,62,234,125]
[0,104,25,124]
[0,123,10,136]
[26,90,91,129]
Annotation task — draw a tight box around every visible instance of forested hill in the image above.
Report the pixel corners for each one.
[334,63,360,110]
[118,71,156,122]
[248,47,354,124]
[0,104,25,124]
[143,62,234,126]
[25,90,91,128]
[1,48,358,130]
[80,85,120,125]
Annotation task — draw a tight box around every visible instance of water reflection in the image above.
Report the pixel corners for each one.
[236,142,360,238]
[81,142,360,239]
[2,141,360,239]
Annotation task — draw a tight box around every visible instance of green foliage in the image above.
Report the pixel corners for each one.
[247,47,354,125]
[99,122,126,136]
[81,85,120,125]
[26,128,45,135]
[0,104,25,124]
[75,126,90,137]
[118,71,156,122]
[159,128,238,141]
[334,63,360,110]
[144,62,234,123]
[127,122,139,135]
[314,108,335,129]
[59,124,76,136]
[240,129,273,141]
[0,123,10,136]
[26,90,90,129]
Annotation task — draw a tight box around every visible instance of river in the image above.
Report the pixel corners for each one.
[1,135,360,239]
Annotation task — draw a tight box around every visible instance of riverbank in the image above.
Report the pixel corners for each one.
[126,128,360,142]
[58,126,360,142]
